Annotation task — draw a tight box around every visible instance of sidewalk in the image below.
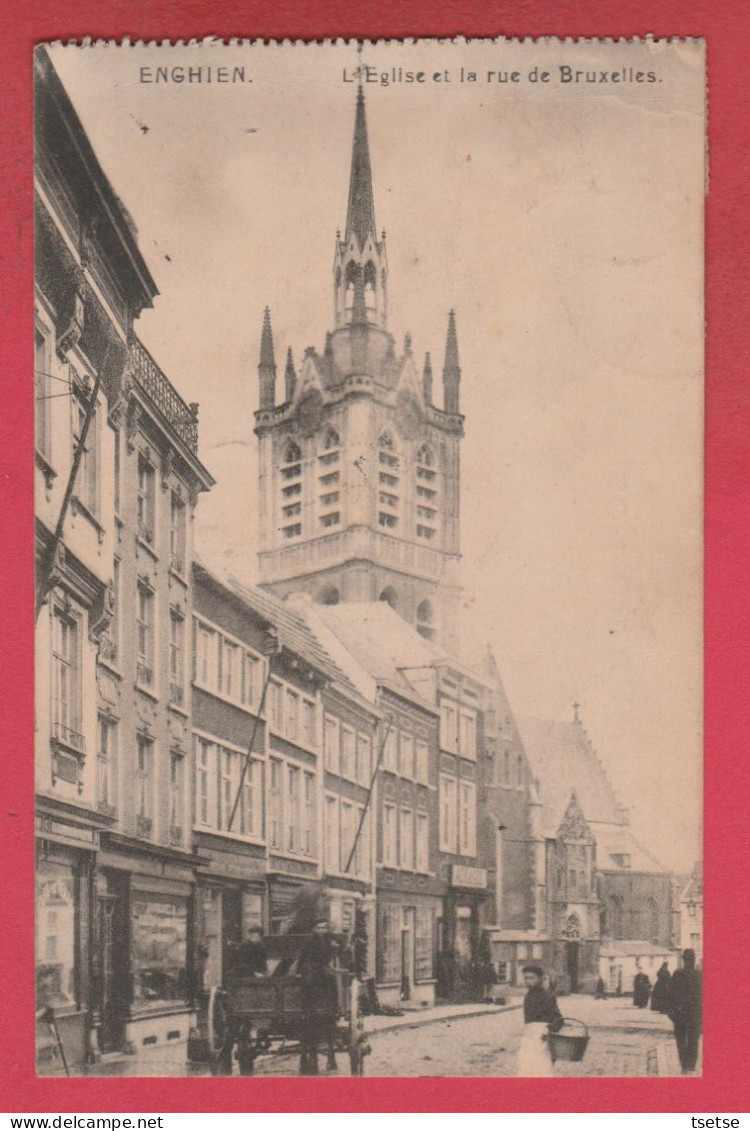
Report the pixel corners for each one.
[83,1000,522,1077]
[364,999,521,1036]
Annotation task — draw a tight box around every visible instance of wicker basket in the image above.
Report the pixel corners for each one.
[548,1018,590,1063]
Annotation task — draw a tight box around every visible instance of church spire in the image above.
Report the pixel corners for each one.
[442,309,461,413]
[284,347,296,403]
[345,86,377,250]
[258,307,277,410]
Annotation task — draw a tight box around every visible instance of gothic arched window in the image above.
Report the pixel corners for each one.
[378,432,400,530]
[318,427,341,529]
[379,587,399,611]
[344,261,358,310]
[363,261,377,315]
[416,599,435,641]
[280,440,303,540]
[415,444,438,542]
[606,894,623,939]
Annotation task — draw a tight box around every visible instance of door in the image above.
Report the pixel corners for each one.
[400,907,415,999]
[566,941,580,993]
[97,872,128,1052]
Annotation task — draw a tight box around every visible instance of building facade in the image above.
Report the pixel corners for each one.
[35,47,214,1066]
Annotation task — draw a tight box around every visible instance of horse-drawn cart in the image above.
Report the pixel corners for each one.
[200,934,370,1076]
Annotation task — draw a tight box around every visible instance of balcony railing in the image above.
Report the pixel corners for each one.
[99,636,118,664]
[136,663,153,687]
[127,338,199,454]
[169,682,185,707]
[51,720,86,753]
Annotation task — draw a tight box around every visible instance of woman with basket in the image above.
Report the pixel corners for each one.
[517,965,564,1076]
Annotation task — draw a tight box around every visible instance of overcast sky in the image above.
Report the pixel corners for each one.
[49,39,705,872]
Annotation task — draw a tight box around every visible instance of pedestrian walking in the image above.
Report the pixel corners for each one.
[517,964,564,1076]
[298,917,340,1075]
[668,948,702,1074]
[650,962,672,1014]
[632,968,651,1008]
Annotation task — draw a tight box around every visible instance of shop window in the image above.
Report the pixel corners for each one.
[377,904,401,984]
[36,860,77,1010]
[131,894,188,1007]
[415,906,435,982]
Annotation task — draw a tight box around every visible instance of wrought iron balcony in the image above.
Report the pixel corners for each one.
[99,636,118,664]
[136,662,153,687]
[127,337,199,454]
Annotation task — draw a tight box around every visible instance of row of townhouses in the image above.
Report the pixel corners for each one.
[34,50,693,1072]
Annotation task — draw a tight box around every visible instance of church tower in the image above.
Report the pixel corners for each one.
[254,87,464,648]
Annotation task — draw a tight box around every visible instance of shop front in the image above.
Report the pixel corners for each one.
[94,833,202,1053]
[376,888,440,1008]
[35,811,99,1075]
[439,864,490,1002]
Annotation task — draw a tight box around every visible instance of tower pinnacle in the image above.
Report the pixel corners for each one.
[344,87,377,250]
[442,309,461,413]
[284,347,296,403]
[258,307,277,410]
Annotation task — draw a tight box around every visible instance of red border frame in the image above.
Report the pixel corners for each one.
[2,0,748,1113]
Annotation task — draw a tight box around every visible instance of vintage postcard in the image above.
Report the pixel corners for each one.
[33,37,704,1079]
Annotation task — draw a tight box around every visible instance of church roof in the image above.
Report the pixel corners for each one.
[315,601,443,714]
[517,716,623,836]
[345,87,377,249]
[595,826,668,873]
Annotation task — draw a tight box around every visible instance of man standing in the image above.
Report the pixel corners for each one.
[517,964,564,1076]
[668,948,702,1074]
[633,967,652,1008]
[298,917,340,1075]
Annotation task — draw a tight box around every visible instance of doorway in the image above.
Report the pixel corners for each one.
[222,888,242,978]
[97,871,128,1052]
[400,907,415,999]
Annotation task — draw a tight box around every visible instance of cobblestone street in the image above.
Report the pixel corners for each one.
[83,994,683,1079]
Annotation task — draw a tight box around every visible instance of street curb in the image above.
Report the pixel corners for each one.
[364,1002,522,1037]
